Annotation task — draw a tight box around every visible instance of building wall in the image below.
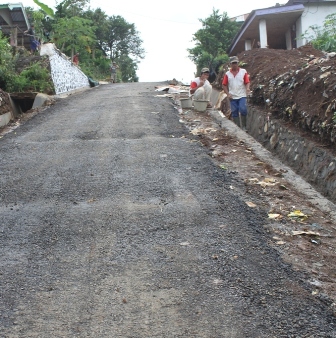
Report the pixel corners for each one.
[40,43,90,95]
[296,3,336,46]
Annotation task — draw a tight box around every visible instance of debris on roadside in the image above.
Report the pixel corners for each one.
[287,210,309,221]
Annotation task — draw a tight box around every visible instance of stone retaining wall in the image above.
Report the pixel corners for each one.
[40,43,90,95]
[247,107,336,203]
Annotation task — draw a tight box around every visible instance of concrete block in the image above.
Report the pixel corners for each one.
[0,112,12,127]
[32,93,53,109]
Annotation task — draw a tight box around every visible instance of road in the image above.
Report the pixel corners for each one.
[1,83,335,337]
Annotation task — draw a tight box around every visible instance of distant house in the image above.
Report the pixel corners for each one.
[228,0,336,55]
[0,3,30,48]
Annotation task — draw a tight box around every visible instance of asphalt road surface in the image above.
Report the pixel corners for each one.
[1,83,335,337]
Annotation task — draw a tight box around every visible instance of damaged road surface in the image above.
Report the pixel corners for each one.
[1,83,335,337]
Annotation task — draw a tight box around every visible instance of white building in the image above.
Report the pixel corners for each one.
[228,0,336,55]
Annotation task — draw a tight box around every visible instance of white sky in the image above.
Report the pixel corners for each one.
[21,0,285,82]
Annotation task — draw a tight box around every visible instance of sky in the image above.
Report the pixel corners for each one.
[22,0,285,82]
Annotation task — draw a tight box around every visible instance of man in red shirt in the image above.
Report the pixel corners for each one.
[190,67,212,108]
[73,53,79,66]
[222,56,251,131]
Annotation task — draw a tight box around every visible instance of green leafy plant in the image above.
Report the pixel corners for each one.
[302,13,336,52]
[32,0,55,18]
[188,9,240,76]
[7,62,54,93]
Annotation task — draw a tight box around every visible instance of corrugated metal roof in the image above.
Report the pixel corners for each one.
[0,3,31,48]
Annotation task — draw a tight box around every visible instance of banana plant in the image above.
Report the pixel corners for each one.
[32,0,55,18]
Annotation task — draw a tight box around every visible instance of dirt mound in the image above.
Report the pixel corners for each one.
[0,89,12,116]
[213,45,336,145]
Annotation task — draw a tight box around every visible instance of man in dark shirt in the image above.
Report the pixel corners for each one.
[24,25,38,54]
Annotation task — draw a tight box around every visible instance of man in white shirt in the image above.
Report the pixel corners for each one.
[190,68,213,108]
[222,56,251,130]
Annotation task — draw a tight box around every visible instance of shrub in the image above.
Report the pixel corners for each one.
[303,13,336,52]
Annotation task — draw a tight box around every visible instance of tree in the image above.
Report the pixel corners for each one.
[52,16,95,59]
[188,9,241,76]
[55,0,90,18]
[83,8,108,59]
[24,2,145,82]
[105,15,145,62]
[118,54,139,82]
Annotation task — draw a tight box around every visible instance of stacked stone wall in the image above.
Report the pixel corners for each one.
[40,43,90,95]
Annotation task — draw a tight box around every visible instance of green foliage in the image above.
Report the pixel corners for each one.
[0,32,15,89]
[188,9,241,75]
[0,32,13,66]
[33,0,55,18]
[19,1,145,85]
[83,8,108,56]
[52,16,96,57]
[118,55,139,82]
[8,62,54,93]
[302,13,336,52]
[79,57,111,80]
[55,0,90,18]
[105,16,145,61]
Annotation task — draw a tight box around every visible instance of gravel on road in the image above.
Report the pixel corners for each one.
[0,82,335,337]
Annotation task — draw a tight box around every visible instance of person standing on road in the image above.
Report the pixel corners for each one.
[110,61,119,83]
[190,67,213,108]
[222,56,251,131]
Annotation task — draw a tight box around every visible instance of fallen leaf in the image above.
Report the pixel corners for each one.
[288,210,309,221]
[180,241,190,246]
[258,181,278,188]
[268,213,281,219]
[190,128,204,135]
[288,210,305,217]
[246,201,257,208]
[276,241,286,245]
[264,178,277,183]
[292,230,320,236]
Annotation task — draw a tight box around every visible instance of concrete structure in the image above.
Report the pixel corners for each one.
[40,43,90,95]
[228,0,336,55]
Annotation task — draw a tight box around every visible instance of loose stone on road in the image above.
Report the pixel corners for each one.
[0,83,335,337]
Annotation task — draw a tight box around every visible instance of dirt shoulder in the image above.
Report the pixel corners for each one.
[177,104,336,313]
